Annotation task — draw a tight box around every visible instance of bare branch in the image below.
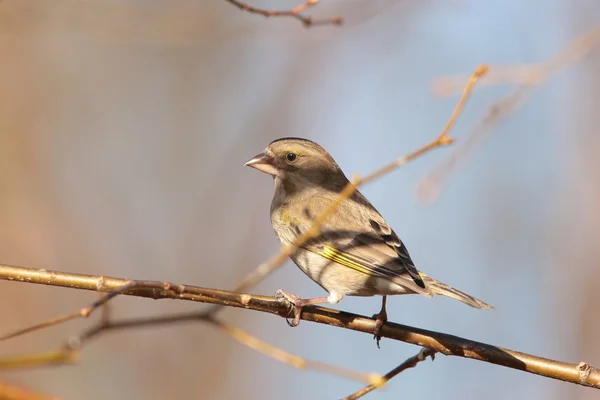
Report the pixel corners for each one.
[205,317,380,383]
[75,312,380,383]
[1,264,598,390]
[343,348,436,400]
[224,0,343,27]
[418,87,531,204]
[0,279,380,384]
[0,281,135,340]
[433,25,600,96]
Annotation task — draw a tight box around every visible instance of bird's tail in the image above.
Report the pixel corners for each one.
[420,273,494,309]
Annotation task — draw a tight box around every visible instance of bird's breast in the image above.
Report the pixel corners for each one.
[270,201,303,245]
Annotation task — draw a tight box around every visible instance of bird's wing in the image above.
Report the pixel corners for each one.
[368,217,429,288]
[287,191,431,295]
[303,228,431,296]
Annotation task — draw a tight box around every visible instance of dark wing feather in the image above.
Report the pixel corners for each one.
[368,219,426,288]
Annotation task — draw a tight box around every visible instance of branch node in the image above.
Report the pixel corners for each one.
[240,294,252,306]
[96,276,106,291]
[368,373,386,389]
[439,136,455,146]
[80,307,92,318]
[578,361,594,384]
[164,281,186,294]
[475,64,489,77]
[417,347,436,361]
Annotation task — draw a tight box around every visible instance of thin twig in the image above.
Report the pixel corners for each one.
[417,87,531,204]
[433,25,600,96]
[1,265,598,389]
[342,348,436,400]
[420,25,600,204]
[224,0,343,27]
[0,281,135,340]
[1,297,381,385]
[0,349,78,370]
[205,317,379,383]
[221,64,488,302]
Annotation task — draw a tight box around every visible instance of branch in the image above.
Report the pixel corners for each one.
[1,265,599,390]
[224,0,343,27]
[342,348,436,400]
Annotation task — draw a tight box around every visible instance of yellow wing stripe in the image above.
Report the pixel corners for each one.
[280,210,302,226]
[319,245,373,276]
[316,245,431,295]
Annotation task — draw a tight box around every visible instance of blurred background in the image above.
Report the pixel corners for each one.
[0,0,599,399]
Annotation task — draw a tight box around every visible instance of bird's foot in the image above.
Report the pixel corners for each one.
[372,308,388,349]
[275,289,304,327]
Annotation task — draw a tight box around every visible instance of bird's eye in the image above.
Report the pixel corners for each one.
[286,153,297,163]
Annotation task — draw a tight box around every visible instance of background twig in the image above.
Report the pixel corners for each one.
[224,0,342,27]
[0,307,380,384]
[417,87,531,204]
[432,26,600,96]
[343,348,436,400]
[419,25,600,204]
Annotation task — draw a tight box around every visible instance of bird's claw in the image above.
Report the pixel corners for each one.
[275,289,303,327]
[275,289,300,303]
[372,310,388,349]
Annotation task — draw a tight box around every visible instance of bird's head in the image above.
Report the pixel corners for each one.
[245,137,348,191]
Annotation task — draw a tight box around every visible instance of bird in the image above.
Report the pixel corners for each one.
[245,137,493,346]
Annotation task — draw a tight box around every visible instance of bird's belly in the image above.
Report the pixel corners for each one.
[290,249,410,297]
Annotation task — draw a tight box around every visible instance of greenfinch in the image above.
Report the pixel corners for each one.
[246,137,492,345]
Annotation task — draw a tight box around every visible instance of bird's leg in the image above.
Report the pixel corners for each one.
[275,289,333,327]
[372,295,388,349]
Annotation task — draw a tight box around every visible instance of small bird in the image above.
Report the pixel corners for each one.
[245,137,493,346]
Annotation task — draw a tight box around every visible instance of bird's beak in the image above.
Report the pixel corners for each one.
[244,152,279,176]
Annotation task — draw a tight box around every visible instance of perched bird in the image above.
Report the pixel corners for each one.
[245,137,493,346]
